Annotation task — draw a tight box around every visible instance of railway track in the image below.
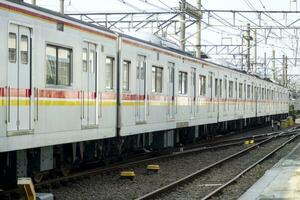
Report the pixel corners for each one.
[0,127,297,199]
[135,130,300,200]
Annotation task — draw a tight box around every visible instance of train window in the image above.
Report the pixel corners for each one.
[178,71,188,94]
[224,77,227,99]
[82,48,87,72]
[239,83,243,99]
[8,33,17,63]
[219,79,222,97]
[215,79,218,97]
[152,66,163,93]
[105,57,114,89]
[57,48,71,85]
[46,45,72,86]
[229,81,233,98]
[199,75,206,96]
[20,35,28,64]
[262,88,265,99]
[123,60,130,91]
[89,50,95,73]
[247,85,250,99]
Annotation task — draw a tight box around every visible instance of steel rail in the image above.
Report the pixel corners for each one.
[135,130,299,200]
[201,134,299,200]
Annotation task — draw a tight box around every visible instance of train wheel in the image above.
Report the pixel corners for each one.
[33,173,44,183]
[60,164,72,177]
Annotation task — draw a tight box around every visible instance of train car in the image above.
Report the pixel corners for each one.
[0,0,289,186]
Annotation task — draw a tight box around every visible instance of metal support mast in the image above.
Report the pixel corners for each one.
[253,29,257,73]
[282,54,286,86]
[285,55,288,87]
[272,49,276,81]
[195,0,201,58]
[60,0,64,14]
[180,0,186,51]
[246,23,251,72]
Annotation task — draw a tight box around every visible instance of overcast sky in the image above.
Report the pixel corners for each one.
[23,0,295,13]
[22,0,300,82]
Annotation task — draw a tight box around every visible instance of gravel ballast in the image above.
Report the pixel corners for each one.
[38,126,295,200]
[157,136,300,200]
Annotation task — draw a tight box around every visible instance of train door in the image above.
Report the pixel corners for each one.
[191,68,196,117]
[136,55,147,123]
[81,42,97,128]
[168,62,175,120]
[7,24,32,133]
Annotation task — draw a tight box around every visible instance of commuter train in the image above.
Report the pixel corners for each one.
[0,0,289,185]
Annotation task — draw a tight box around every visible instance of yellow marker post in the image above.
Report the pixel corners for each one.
[17,178,36,200]
[120,171,135,180]
[147,165,160,174]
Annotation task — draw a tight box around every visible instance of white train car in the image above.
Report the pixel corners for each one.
[0,0,289,186]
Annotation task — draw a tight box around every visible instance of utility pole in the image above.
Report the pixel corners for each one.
[246,23,251,72]
[180,0,186,51]
[264,52,267,78]
[195,0,201,58]
[285,55,288,87]
[242,23,252,72]
[272,49,276,81]
[282,55,285,86]
[253,29,257,73]
[60,0,65,14]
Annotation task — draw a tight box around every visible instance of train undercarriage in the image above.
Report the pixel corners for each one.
[0,114,288,188]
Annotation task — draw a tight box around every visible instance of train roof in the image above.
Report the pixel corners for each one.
[6,0,286,89]
[6,0,115,34]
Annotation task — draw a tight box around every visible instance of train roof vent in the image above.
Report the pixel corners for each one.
[124,31,180,50]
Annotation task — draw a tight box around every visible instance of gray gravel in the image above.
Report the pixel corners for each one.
[211,136,300,200]
[157,136,299,200]
[37,125,292,200]
[39,146,246,200]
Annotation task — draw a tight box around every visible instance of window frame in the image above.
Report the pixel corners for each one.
[152,65,163,93]
[122,60,131,92]
[178,71,188,95]
[45,44,73,87]
[105,56,115,90]
[199,75,206,96]
[8,32,17,63]
[229,81,234,98]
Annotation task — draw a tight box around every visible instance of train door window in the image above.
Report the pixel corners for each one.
[89,49,95,73]
[229,81,233,98]
[239,83,243,99]
[215,79,218,97]
[178,71,187,94]
[199,75,206,96]
[46,45,72,86]
[105,57,114,89]
[244,83,246,99]
[224,77,227,99]
[152,66,163,93]
[82,48,87,72]
[219,79,222,98]
[20,35,28,64]
[8,33,17,63]
[235,79,237,99]
[123,60,130,91]
[247,85,250,99]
